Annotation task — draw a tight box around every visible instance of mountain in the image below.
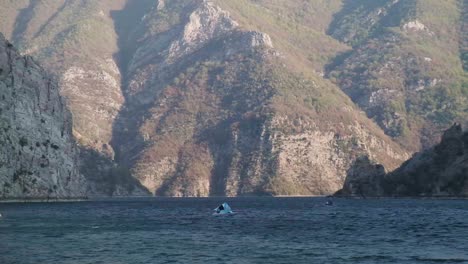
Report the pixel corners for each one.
[0,33,86,199]
[2,0,467,197]
[327,0,468,150]
[336,124,468,197]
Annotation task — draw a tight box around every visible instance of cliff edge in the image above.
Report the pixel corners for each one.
[0,34,87,199]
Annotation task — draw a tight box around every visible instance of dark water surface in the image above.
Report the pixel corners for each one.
[1,197,468,264]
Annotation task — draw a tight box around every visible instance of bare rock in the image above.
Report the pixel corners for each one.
[335,156,386,197]
[402,20,432,35]
[166,1,239,62]
[156,0,165,11]
[0,34,87,199]
[242,31,273,48]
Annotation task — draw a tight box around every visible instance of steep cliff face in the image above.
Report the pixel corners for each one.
[0,0,126,154]
[0,34,86,199]
[337,124,468,197]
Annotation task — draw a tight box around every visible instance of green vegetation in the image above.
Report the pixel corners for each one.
[214,0,348,71]
[327,0,468,149]
[328,0,416,47]
[212,0,468,151]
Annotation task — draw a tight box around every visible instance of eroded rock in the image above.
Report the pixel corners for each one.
[0,34,87,199]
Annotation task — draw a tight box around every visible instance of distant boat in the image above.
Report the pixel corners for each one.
[213,202,234,215]
[325,200,334,206]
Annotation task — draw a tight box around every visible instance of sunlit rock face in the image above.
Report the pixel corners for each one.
[0,34,87,199]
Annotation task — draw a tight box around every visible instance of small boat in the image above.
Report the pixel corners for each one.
[325,200,334,206]
[213,202,234,215]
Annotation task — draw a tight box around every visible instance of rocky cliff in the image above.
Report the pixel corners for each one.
[0,33,86,199]
[334,156,387,197]
[336,124,468,197]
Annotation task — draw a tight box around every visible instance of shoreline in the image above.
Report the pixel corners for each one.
[2,195,468,203]
[333,195,468,200]
[0,197,89,203]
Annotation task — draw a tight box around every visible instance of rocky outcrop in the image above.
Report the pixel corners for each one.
[402,20,429,32]
[386,124,468,196]
[336,124,468,197]
[165,1,239,62]
[334,156,386,197]
[241,32,273,48]
[401,20,434,36]
[0,34,87,199]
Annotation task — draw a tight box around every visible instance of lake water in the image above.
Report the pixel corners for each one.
[1,197,468,264]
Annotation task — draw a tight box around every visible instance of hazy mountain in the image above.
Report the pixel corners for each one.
[1,0,465,197]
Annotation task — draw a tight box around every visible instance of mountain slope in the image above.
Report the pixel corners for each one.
[213,0,348,72]
[327,0,468,150]
[0,33,86,199]
[0,0,412,196]
[110,0,408,196]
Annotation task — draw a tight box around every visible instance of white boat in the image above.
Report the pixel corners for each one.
[213,202,234,215]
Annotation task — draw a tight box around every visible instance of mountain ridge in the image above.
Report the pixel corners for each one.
[2,0,465,197]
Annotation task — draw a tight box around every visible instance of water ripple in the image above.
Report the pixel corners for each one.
[1,197,468,264]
